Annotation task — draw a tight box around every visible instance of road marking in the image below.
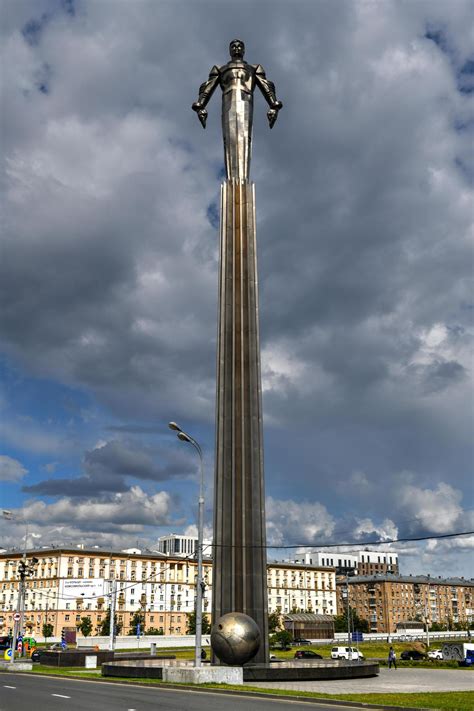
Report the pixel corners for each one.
[51,694,71,698]
[4,685,16,689]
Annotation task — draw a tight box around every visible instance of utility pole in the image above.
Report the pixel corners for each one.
[345,569,357,661]
[425,601,430,649]
[108,578,117,651]
[346,573,352,661]
[11,556,38,663]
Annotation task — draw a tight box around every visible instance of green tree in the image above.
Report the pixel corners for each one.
[429,621,447,632]
[97,610,122,636]
[77,616,93,637]
[268,609,282,633]
[186,611,211,635]
[146,627,164,635]
[334,606,369,634]
[269,630,292,650]
[129,609,145,635]
[42,622,54,642]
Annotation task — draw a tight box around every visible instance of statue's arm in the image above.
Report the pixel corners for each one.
[192,66,220,128]
[255,65,283,128]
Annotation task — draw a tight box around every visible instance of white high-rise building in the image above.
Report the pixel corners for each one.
[292,550,399,576]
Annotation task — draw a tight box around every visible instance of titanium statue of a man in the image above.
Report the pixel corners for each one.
[192,39,283,181]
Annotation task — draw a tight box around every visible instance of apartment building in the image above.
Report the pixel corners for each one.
[0,547,211,637]
[336,574,474,634]
[0,547,336,638]
[292,550,399,576]
[267,562,336,616]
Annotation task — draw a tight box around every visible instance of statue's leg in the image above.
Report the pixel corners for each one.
[222,91,253,181]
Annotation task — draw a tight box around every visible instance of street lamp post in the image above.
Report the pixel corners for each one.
[345,569,356,662]
[2,510,38,664]
[169,422,205,668]
[346,574,351,661]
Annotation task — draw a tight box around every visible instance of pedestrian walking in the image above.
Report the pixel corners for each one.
[388,646,397,670]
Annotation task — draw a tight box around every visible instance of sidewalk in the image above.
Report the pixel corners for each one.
[250,667,474,694]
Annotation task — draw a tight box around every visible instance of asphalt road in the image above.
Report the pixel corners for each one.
[0,672,362,711]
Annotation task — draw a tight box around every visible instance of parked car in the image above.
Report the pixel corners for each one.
[292,638,311,646]
[331,646,365,661]
[400,650,427,660]
[427,649,443,660]
[30,649,41,662]
[294,650,323,659]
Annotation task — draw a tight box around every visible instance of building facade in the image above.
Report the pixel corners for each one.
[267,562,336,616]
[336,574,474,634]
[156,534,212,558]
[292,550,399,576]
[0,547,336,639]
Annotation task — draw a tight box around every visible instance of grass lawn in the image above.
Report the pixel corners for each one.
[28,667,474,710]
[268,638,471,669]
[326,691,474,710]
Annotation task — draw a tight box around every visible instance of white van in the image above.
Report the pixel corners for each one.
[331,646,365,660]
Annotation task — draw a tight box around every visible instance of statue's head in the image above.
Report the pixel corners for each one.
[229,39,245,60]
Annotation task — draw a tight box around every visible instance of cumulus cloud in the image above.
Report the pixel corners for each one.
[266,496,335,546]
[352,517,398,542]
[22,485,172,528]
[0,455,28,482]
[0,485,185,552]
[398,482,464,534]
[1,0,472,574]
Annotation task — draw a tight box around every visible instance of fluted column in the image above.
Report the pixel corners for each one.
[212,179,268,665]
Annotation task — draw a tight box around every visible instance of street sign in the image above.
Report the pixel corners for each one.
[13,612,21,621]
[4,648,12,660]
[352,631,364,642]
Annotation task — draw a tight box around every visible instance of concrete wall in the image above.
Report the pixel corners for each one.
[74,630,469,649]
[76,634,211,650]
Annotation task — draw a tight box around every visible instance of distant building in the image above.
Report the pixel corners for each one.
[283,612,334,640]
[336,574,474,634]
[157,534,197,557]
[357,550,399,576]
[292,549,399,576]
[0,546,336,638]
[267,562,337,616]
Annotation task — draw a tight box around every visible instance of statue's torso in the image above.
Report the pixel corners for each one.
[219,61,256,95]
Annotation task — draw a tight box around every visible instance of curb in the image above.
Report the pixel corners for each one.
[0,669,435,710]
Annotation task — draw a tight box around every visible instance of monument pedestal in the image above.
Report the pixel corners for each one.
[213,179,269,664]
[162,665,243,685]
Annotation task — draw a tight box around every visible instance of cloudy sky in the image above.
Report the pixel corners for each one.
[1,0,473,577]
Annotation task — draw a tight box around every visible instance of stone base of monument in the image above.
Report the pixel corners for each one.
[0,660,33,671]
[243,660,379,681]
[101,658,379,683]
[163,665,243,685]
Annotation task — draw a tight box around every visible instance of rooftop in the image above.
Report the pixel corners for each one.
[340,573,474,586]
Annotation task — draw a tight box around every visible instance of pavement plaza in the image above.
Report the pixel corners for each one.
[250,667,474,694]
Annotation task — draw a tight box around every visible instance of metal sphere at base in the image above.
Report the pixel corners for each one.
[211,612,260,665]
